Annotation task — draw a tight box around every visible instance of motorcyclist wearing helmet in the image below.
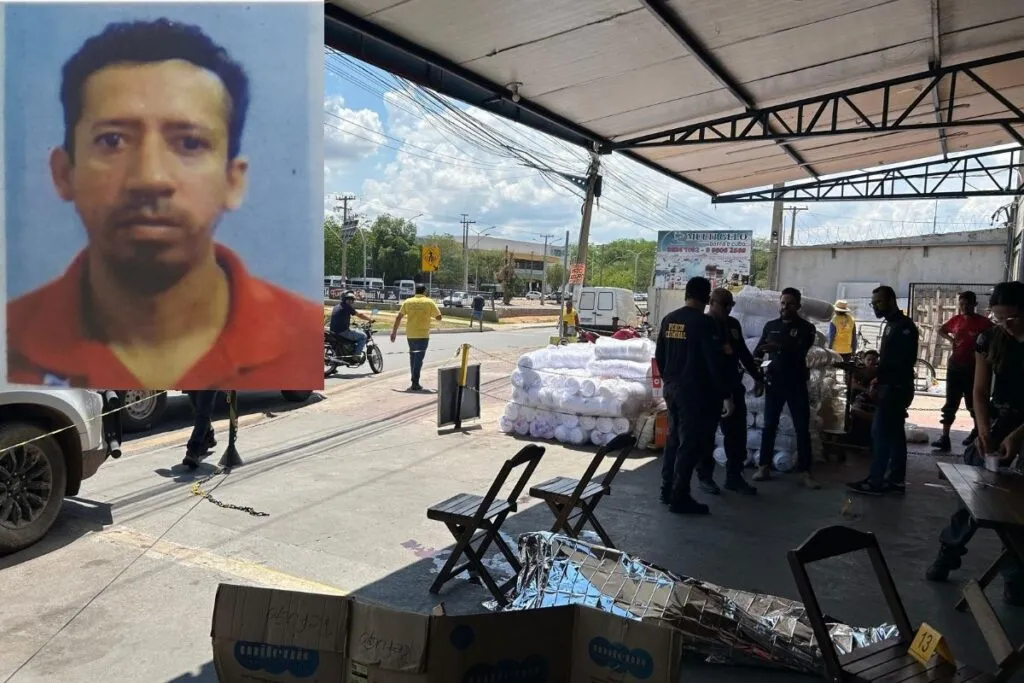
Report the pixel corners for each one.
[329,290,374,358]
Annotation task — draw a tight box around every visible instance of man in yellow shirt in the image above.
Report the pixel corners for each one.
[562,299,580,337]
[391,284,443,391]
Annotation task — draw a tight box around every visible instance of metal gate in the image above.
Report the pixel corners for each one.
[907,282,995,379]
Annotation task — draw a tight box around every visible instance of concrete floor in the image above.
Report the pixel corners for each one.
[1,333,1022,682]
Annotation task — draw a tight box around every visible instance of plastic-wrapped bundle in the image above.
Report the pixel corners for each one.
[559,413,580,428]
[511,368,542,388]
[773,451,794,472]
[595,417,614,433]
[713,447,728,467]
[579,378,598,398]
[569,427,587,445]
[554,425,570,443]
[514,419,530,436]
[498,416,514,433]
[593,336,656,362]
[580,415,598,431]
[564,376,581,396]
[747,394,766,415]
[591,430,610,447]
[736,316,770,338]
[612,418,631,435]
[587,358,652,382]
[746,429,762,450]
[517,344,594,371]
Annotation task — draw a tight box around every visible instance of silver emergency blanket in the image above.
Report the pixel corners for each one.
[503,532,897,674]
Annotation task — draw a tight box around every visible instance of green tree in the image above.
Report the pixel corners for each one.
[369,214,419,282]
[749,238,772,288]
[496,250,518,305]
[324,217,343,276]
[471,249,504,288]
[546,262,565,291]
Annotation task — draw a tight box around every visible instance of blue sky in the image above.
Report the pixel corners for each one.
[323,50,1014,249]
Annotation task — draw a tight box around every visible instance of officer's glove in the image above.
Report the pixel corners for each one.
[721,398,735,418]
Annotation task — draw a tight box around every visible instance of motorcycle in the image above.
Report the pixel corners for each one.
[324,321,384,377]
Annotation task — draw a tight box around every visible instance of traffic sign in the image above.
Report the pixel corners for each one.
[421,245,441,272]
[568,263,586,285]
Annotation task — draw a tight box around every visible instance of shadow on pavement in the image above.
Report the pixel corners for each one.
[165,661,217,682]
[0,497,113,568]
[124,391,327,443]
[346,435,1024,682]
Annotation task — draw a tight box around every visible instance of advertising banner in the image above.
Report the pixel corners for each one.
[654,230,753,290]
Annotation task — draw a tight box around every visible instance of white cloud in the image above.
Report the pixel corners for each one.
[323,95,385,189]
[327,77,1014,249]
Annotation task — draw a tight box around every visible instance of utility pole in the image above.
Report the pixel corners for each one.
[562,230,570,294]
[531,233,554,305]
[785,205,808,246]
[767,184,784,290]
[460,213,475,291]
[333,194,355,280]
[574,149,602,291]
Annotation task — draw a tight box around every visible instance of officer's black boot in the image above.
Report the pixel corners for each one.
[668,484,710,515]
[725,474,757,495]
[925,544,964,582]
[659,484,672,505]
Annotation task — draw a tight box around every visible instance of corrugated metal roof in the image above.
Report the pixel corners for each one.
[326,0,1024,197]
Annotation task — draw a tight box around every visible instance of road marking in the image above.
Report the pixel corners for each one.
[98,526,348,595]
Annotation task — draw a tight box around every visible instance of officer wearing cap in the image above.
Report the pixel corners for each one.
[656,276,734,515]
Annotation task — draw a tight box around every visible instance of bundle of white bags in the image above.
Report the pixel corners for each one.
[499,338,656,446]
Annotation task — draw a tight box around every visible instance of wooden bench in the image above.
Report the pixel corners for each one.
[426,443,545,606]
[788,525,991,683]
[529,433,636,549]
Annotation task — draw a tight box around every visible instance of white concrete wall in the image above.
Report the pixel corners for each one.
[777,242,1006,303]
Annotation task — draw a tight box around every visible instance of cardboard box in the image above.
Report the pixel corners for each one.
[212,584,681,683]
[212,585,429,683]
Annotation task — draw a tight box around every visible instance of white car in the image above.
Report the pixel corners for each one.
[443,291,468,307]
[525,290,543,301]
[0,388,118,555]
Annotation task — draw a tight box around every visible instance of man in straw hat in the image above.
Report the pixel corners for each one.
[828,300,857,360]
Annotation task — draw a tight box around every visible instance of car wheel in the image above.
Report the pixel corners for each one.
[281,390,313,402]
[119,390,168,433]
[0,422,68,556]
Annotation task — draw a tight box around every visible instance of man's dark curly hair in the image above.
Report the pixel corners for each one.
[60,18,250,160]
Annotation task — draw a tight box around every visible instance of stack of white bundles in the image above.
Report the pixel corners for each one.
[501,339,657,446]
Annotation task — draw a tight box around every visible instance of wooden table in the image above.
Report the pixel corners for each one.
[937,463,1024,682]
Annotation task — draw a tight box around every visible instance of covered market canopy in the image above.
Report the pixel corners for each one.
[325,0,1024,202]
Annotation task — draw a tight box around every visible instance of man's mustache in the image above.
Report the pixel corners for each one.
[111,202,186,228]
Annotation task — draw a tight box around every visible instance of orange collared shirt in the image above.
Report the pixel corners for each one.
[7,244,323,390]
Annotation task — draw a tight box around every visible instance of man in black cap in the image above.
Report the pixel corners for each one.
[656,276,734,514]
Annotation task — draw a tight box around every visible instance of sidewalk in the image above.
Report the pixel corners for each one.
[0,358,1017,682]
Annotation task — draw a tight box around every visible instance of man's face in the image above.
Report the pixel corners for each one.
[865,353,879,369]
[709,294,734,319]
[958,297,976,315]
[51,60,248,293]
[871,292,890,319]
[779,293,799,320]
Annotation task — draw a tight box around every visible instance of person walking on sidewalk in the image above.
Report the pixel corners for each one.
[932,290,991,452]
[925,281,1024,603]
[708,288,763,495]
[847,286,919,496]
[471,293,486,332]
[656,276,734,515]
[183,390,219,469]
[752,288,820,489]
[390,284,442,391]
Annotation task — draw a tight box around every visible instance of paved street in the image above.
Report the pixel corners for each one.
[2,326,1023,682]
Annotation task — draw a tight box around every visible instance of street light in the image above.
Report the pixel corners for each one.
[470,225,499,288]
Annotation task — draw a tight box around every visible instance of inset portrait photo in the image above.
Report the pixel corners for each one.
[2,3,324,391]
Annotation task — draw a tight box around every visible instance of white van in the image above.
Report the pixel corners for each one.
[394,279,416,298]
[575,287,637,331]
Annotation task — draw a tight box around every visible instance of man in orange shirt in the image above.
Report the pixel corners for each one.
[6,19,321,390]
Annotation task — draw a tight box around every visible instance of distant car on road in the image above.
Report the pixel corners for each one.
[443,291,468,307]
[525,290,543,301]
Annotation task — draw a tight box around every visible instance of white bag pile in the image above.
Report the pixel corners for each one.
[716,288,844,471]
[498,338,657,446]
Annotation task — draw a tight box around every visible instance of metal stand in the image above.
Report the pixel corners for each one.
[218,390,243,469]
[454,344,470,430]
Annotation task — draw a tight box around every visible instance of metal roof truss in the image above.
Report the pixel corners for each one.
[713,147,1022,203]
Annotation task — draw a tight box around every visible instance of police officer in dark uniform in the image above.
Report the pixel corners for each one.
[656,276,734,515]
[752,287,821,489]
[848,285,919,495]
[708,288,763,495]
